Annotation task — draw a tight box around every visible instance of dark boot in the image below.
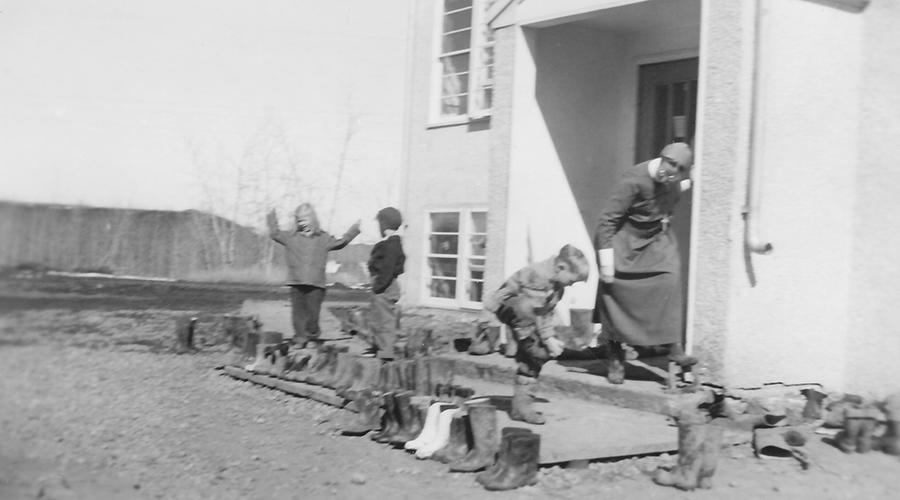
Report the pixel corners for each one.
[242,329,259,367]
[344,357,384,399]
[697,424,724,489]
[510,376,545,425]
[370,392,401,443]
[334,357,364,397]
[412,357,432,396]
[307,345,347,386]
[324,351,353,389]
[653,411,706,491]
[476,427,532,485]
[853,407,879,453]
[432,411,473,463]
[881,420,900,456]
[386,391,418,446]
[341,390,384,436]
[801,388,828,420]
[481,432,540,491]
[666,343,698,368]
[391,396,429,445]
[839,406,865,453]
[174,315,198,354]
[450,403,499,472]
[468,321,500,356]
[606,341,625,385]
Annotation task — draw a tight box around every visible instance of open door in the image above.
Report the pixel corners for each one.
[635,57,698,338]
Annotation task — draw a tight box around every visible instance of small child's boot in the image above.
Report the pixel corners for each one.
[510,375,545,425]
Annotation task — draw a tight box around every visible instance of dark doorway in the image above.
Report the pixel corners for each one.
[635,57,699,339]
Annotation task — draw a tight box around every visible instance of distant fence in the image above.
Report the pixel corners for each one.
[0,201,371,283]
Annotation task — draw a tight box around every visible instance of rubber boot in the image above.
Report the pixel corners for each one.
[334,357,364,397]
[341,390,384,436]
[385,391,416,446]
[306,345,343,386]
[344,357,384,399]
[174,315,198,354]
[222,314,253,366]
[881,420,900,456]
[801,388,828,420]
[606,341,625,385]
[450,403,499,472]
[510,375,545,425]
[292,344,330,383]
[428,358,456,397]
[653,411,706,491]
[476,427,532,485]
[432,411,473,463]
[839,406,865,453]
[323,351,351,389]
[697,424,724,489]
[406,402,453,451]
[370,392,401,443]
[412,357,432,396]
[666,343,698,368]
[416,407,460,459]
[481,432,540,491]
[244,331,282,373]
[242,330,259,367]
[399,359,416,392]
[853,407,879,453]
[391,397,429,445]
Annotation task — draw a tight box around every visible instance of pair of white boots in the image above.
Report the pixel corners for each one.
[405,402,461,459]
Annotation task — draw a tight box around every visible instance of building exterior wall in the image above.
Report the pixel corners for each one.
[845,0,900,397]
[401,0,493,308]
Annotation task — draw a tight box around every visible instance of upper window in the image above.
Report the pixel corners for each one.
[433,0,495,122]
[425,209,487,308]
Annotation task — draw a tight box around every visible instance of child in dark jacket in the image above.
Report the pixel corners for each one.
[267,203,360,347]
[361,207,406,359]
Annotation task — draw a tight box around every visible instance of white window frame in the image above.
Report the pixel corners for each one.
[428,0,495,127]
[422,207,488,310]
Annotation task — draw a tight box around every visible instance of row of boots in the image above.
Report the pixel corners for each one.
[343,389,541,491]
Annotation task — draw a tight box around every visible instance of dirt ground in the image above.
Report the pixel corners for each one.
[1,274,898,500]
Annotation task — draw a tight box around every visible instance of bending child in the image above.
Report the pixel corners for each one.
[267,203,360,348]
[483,244,590,424]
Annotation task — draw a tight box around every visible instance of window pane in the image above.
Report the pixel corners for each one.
[441,53,470,76]
[429,278,457,299]
[443,9,472,34]
[445,0,473,12]
[469,235,486,256]
[467,280,483,302]
[470,211,487,233]
[429,257,458,278]
[442,29,472,53]
[442,95,468,116]
[468,257,485,273]
[430,212,459,233]
[442,73,469,98]
[430,234,459,255]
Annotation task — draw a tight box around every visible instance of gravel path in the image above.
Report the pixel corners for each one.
[2,305,899,500]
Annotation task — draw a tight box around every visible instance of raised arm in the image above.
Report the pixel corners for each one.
[267,209,286,245]
[327,220,361,251]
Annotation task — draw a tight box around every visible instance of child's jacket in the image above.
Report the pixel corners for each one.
[367,234,405,299]
[483,256,564,340]
[270,226,360,288]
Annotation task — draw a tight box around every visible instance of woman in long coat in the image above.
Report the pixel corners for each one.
[593,142,697,384]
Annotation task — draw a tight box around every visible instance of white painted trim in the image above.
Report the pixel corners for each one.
[633,47,700,67]
[420,206,489,310]
[515,0,647,28]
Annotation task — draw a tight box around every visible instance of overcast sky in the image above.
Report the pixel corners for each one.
[0,0,410,241]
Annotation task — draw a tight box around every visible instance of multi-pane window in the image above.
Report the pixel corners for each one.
[435,0,495,120]
[426,210,487,307]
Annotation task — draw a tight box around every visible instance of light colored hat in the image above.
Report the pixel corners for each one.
[660,142,693,169]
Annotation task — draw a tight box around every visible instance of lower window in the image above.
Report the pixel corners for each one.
[425,209,486,307]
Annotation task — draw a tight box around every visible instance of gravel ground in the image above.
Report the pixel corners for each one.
[1,277,899,500]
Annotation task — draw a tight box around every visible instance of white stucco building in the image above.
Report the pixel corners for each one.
[399,0,900,397]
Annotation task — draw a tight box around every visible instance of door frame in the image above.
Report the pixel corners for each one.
[631,48,701,354]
